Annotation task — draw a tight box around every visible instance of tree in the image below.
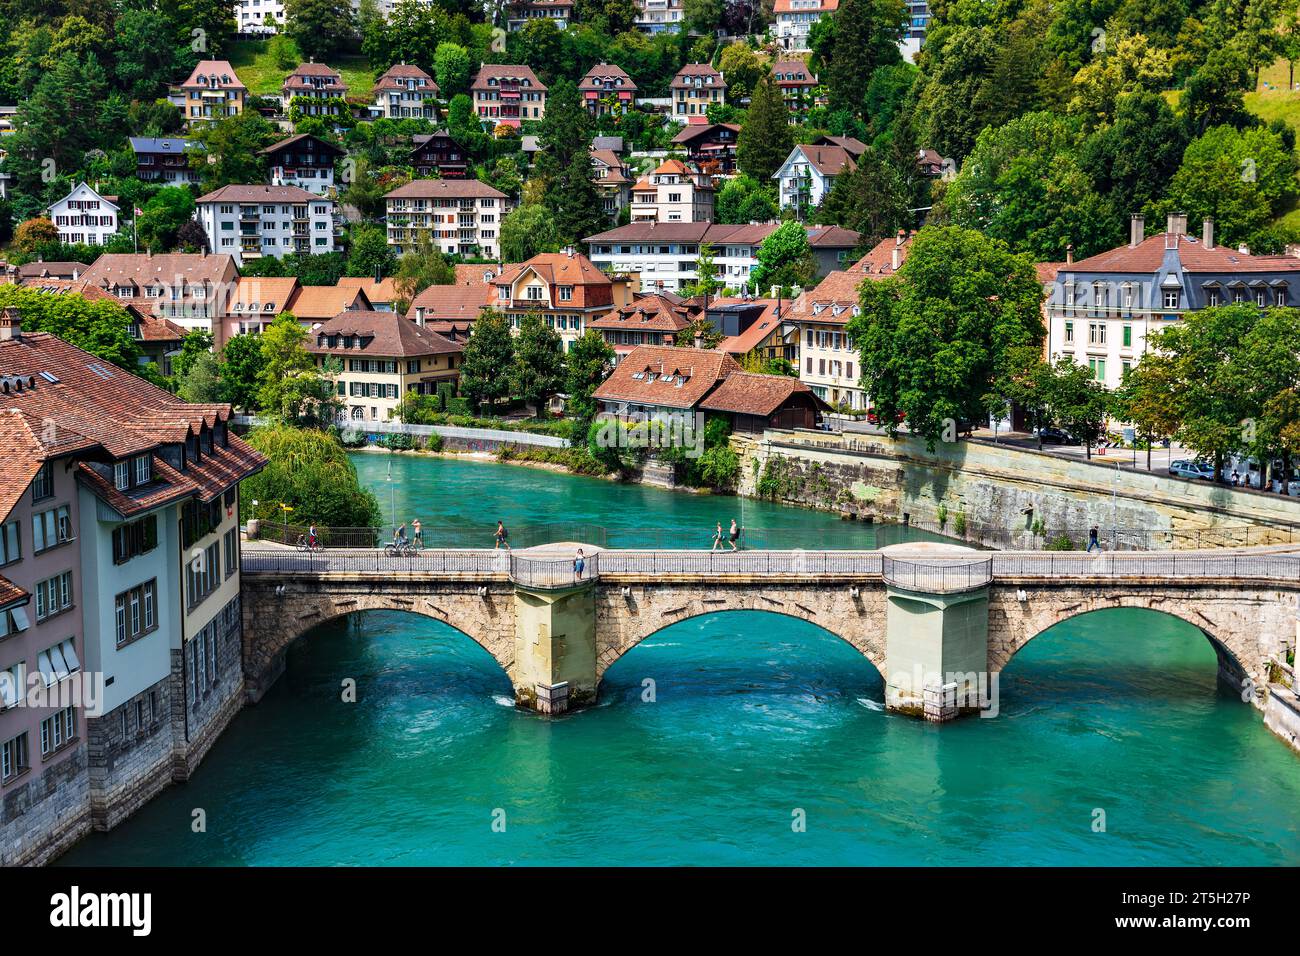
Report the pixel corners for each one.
[1067,32,1172,128]
[846,226,1045,447]
[137,187,196,253]
[340,157,390,222]
[219,333,268,410]
[257,312,338,426]
[192,111,277,191]
[267,34,301,71]
[242,424,382,529]
[684,0,725,34]
[511,312,566,415]
[688,243,722,297]
[0,285,145,371]
[501,203,562,262]
[284,0,357,62]
[1079,91,1187,220]
[459,309,516,415]
[565,329,615,434]
[715,175,778,224]
[178,351,223,402]
[751,221,817,294]
[737,74,793,183]
[347,224,396,278]
[820,0,905,114]
[175,220,211,253]
[547,150,607,246]
[392,237,455,313]
[538,79,592,159]
[817,145,910,247]
[1042,358,1111,458]
[718,43,763,103]
[112,8,187,102]
[13,218,59,254]
[173,329,214,382]
[433,42,472,98]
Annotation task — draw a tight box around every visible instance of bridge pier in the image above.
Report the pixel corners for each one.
[512,580,599,714]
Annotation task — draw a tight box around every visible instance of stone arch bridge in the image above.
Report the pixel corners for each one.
[240,545,1299,721]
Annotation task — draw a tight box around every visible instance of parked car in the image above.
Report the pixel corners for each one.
[1036,427,1077,445]
[867,408,905,425]
[1169,459,1216,480]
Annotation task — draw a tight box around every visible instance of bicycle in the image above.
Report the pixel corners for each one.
[296,535,323,553]
[383,541,419,557]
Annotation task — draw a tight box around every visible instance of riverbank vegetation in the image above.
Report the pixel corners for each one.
[241,424,382,530]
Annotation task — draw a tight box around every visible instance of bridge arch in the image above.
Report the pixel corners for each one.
[593,582,888,681]
[241,579,519,702]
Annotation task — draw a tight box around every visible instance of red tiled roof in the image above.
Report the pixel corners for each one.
[385,179,507,200]
[336,276,398,304]
[408,283,495,322]
[579,63,637,92]
[0,573,26,609]
[588,295,696,334]
[373,63,438,94]
[196,184,320,204]
[671,64,725,90]
[495,253,612,290]
[1067,232,1300,274]
[289,285,371,320]
[181,60,245,90]
[471,65,547,92]
[791,232,914,322]
[699,371,822,416]
[308,310,462,358]
[593,345,739,410]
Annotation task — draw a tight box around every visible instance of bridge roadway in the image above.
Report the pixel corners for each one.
[239,545,1300,719]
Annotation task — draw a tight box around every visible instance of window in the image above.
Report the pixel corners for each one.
[1163,290,1180,309]
[134,455,151,486]
[31,462,52,502]
[36,637,79,686]
[114,461,130,491]
[0,662,22,710]
[39,707,76,757]
[34,571,72,622]
[223,527,238,577]
[32,505,72,553]
[1088,323,1106,346]
[114,580,157,647]
[0,604,29,640]
[1089,358,1106,382]
[1206,288,1221,307]
[1,732,28,782]
[0,521,19,567]
[186,541,221,608]
[112,515,158,564]
[1122,325,1132,348]
[1064,321,1074,344]
[113,454,152,492]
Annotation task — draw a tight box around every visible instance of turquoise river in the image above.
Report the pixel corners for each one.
[61,452,1300,866]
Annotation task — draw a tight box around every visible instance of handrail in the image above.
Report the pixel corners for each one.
[882,556,993,593]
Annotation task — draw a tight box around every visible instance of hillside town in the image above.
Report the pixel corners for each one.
[0,0,1298,892]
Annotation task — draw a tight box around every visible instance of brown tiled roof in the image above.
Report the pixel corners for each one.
[593,345,739,410]
[453,263,507,286]
[196,184,321,203]
[283,63,346,94]
[0,573,26,609]
[496,253,612,289]
[259,133,345,157]
[471,65,547,92]
[791,145,856,177]
[815,135,868,157]
[579,63,637,92]
[1065,233,1300,274]
[336,276,398,304]
[713,299,786,355]
[588,295,696,334]
[0,330,265,520]
[772,60,816,84]
[136,314,187,343]
[373,64,438,94]
[16,262,90,280]
[1035,261,1065,285]
[307,310,462,358]
[407,282,494,322]
[79,253,238,295]
[791,232,913,321]
[224,276,300,318]
[699,371,821,416]
[181,60,245,90]
[288,285,371,320]
[385,179,507,200]
[671,123,741,145]
[671,63,725,89]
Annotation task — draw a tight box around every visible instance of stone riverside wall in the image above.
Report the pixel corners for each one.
[734,430,1300,549]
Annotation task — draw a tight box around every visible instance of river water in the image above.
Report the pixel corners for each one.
[60,454,1300,866]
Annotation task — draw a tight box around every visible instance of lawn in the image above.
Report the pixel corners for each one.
[226,39,376,98]
[1245,56,1300,134]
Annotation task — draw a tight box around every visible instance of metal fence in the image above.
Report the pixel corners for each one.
[252,523,611,551]
[882,556,994,593]
[509,552,599,589]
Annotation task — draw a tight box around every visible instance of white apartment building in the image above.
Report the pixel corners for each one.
[236,0,285,32]
[773,144,856,215]
[636,0,683,32]
[48,183,119,247]
[384,179,508,259]
[774,0,840,52]
[194,185,337,266]
[371,63,439,120]
[629,160,714,224]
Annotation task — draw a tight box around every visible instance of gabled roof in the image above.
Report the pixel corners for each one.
[1064,232,1300,275]
[496,253,613,289]
[336,276,398,304]
[772,60,816,84]
[782,145,856,178]
[588,295,696,334]
[80,253,238,292]
[407,282,494,322]
[288,285,371,320]
[181,60,245,90]
[373,63,438,94]
[593,345,740,410]
[259,133,345,157]
[224,276,301,317]
[196,184,321,204]
[699,372,825,416]
[384,179,507,200]
[307,310,462,358]
[471,65,547,92]
[579,63,637,92]
[671,123,741,145]
[792,232,914,321]
[814,135,868,157]
[129,137,193,154]
[15,261,90,280]
[671,63,726,89]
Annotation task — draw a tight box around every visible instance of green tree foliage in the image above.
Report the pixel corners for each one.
[736,73,793,183]
[817,145,911,247]
[546,150,607,246]
[1078,91,1187,220]
[177,350,223,403]
[192,111,277,191]
[717,42,763,102]
[284,0,357,62]
[459,310,516,415]
[715,175,778,224]
[434,42,472,97]
[511,312,566,415]
[173,329,214,381]
[137,187,196,254]
[346,224,396,278]
[564,329,615,433]
[538,78,592,158]
[0,285,144,371]
[501,203,563,262]
[847,226,1044,447]
[683,0,725,34]
[242,424,382,529]
[219,333,267,411]
[257,312,338,426]
[392,236,455,313]
[818,0,904,114]
[751,221,816,294]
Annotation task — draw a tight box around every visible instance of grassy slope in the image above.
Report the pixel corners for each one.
[1244,58,1300,233]
[227,39,376,98]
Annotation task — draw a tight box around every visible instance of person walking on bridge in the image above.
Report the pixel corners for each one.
[728,518,740,551]
[495,520,510,551]
[574,548,585,580]
[1086,525,1100,552]
[711,522,724,552]
[412,518,423,549]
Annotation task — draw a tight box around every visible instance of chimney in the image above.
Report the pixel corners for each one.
[1202,217,1214,250]
[1129,213,1144,247]
[694,332,703,349]
[375,263,383,284]
[0,307,21,342]
[1166,211,1187,236]
[891,246,900,272]
[1066,243,1074,266]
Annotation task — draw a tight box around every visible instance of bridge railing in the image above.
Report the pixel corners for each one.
[240,548,511,575]
[510,552,600,589]
[882,556,994,593]
[596,550,885,576]
[990,551,1300,579]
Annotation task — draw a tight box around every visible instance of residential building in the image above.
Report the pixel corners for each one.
[10,261,90,283]
[215,275,301,346]
[774,0,839,52]
[237,0,285,32]
[585,222,861,293]
[337,277,398,312]
[180,60,246,123]
[670,123,741,177]
[635,0,683,33]
[407,265,503,341]
[79,253,240,333]
[0,307,264,864]
[491,251,624,350]
[194,185,337,266]
[282,62,348,119]
[372,63,439,119]
[308,310,462,422]
[772,60,821,119]
[629,160,715,224]
[592,135,626,155]
[260,134,345,197]
[902,0,931,60]
[790,230,913,410]
[588,294,697,359]
[384,179,508,259]
[471,66,547,128]
[281,284,372,327]
[590,148,632,223]
[506,0,574,29]
[411,130,469,179]
[707,298,792,362]
[47,183,119,248]
[699,371,828,433]
[579,64,638,116]
[671,64,725,124]
[593,345,739,419]
[773,143,858,215]
[130,138,199,186]
[1047,213,1300,391]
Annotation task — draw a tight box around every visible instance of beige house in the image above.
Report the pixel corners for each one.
[308,310,463,422]
[629,160,714,224]
[180,60,246,123]
[671,64,725,124]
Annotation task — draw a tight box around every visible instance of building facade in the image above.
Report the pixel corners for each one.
[195,185,337,266]
[471,66,547,128]
[130,138,199,186]
[491,252,621,350]
[774,0,839,51]
[372,63,439,119]
[590,148,632,223]
[180,60,246,123]
[579,64,637,115]
[411,130,469,179]
[772,60,821,120]
[635,0,683,33]
[506,0,574,29]
[384,180,508,259]
[282,63,348,119]
[261,134,345,197]
[670,123,741,177]
[629,160,715,224]
[671,64,726,124]
[79,253,241,333]
[773,144,857,215]
[47,183,119,248]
